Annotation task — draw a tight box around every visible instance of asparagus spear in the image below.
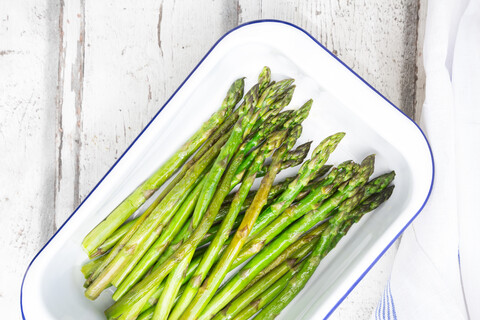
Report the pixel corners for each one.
[180,126,303,319]
[135,224,323,319]
[132,219,328,317]
[105,98,267,316]
[232,111,292,184]
[235,161,358,264]
[257,67,272,94]
[106,157,339,317]
[153,251,192,320]
[234,99,310,184]
[165,68,267,206]
[140,74,265,243]
[93,76,288,300]
[130,190,323,316]
[91,161,315,261]
[242,223,327,293]
[130,134,342,319]
[112,172,209,288]
[232,263,302,320]
[230,90,297,197]
[198,155,375,319]
[85,123,232,289]
[223,163,330,208]
[137,283,188,320]
[86,106,256,301]
[82,78,244,256]
[114,111,235,263]
[214,242,314,320]
[248,140,312,182]
[192,79,293,232]
[255,186,394,320]
[112,88,293,301]
[136,189,326,314]
[162,165,327,272]
[138,308,154,320]
[246,132,346,241]
[84,167,205,295]
[199,214,243,247]
[111,178,206,294]
[81,255,107,280]
[133,180,394,317]
[89,218,136,259]
[171,130,290,320]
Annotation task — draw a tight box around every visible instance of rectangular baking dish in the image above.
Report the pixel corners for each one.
[21,20,434,320]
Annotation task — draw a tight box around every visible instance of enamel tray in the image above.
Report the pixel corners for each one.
[21,20,434,319]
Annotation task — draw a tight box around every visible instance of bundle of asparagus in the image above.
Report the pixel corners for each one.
[80,67,395,320]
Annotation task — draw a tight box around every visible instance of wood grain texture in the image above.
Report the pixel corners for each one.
[1,0,425,319]
[0,0,59,317]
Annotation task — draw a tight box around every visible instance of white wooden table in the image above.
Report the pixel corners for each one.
[0,1,425,319]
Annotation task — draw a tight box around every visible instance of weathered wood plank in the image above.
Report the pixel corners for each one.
[415,0,427,123]
[77,0,239,202]
[54,0,86,227]
[0,1,59,317]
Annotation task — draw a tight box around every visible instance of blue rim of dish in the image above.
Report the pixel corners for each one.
[20,19,435,319]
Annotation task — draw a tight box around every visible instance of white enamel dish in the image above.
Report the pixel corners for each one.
[21,20,434,320]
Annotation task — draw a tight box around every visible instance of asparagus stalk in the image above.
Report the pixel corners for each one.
[166,165,327,271]
[137,283,188,320]
[180,127,302,319]
[114,88,302,299]
[235,90,295,170]
[254,141,312,181]
[254,186,394,320]
[134,181,394,317]
[165,68,266,207]
[105,98,267,316]
[235,161,358,264]
[131,192,322,315]
[171,130,289,319]
[89,218,136,259]
[95,77,289,298]
[136,225,323,319]
[257,67,272,94]
[234,98,310,185]
[152,251,193,320]
[111,178,205,296]
[219,259,299,320]
[232,264,302,320]
[85,123,232,290]
[81,255,107,280]
[192,79,293,232]
[82,78,244,256]
[112,85,293,301]
[138,308,154,320]
[246,132,346,241]
[198,155,375,319]
[129,133,338,320]
[133,218,328,316]
[215,241,314,320]
[242,223,327,294]
[112,172,208,288]
[91,161,316,262]
[230,90,297,195]
[254,193,365,320]
[199,214,243,248]
[84,168,204,297]
[224,163,330,209]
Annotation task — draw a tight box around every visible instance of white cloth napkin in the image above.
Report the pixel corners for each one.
[372,0,480,319]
